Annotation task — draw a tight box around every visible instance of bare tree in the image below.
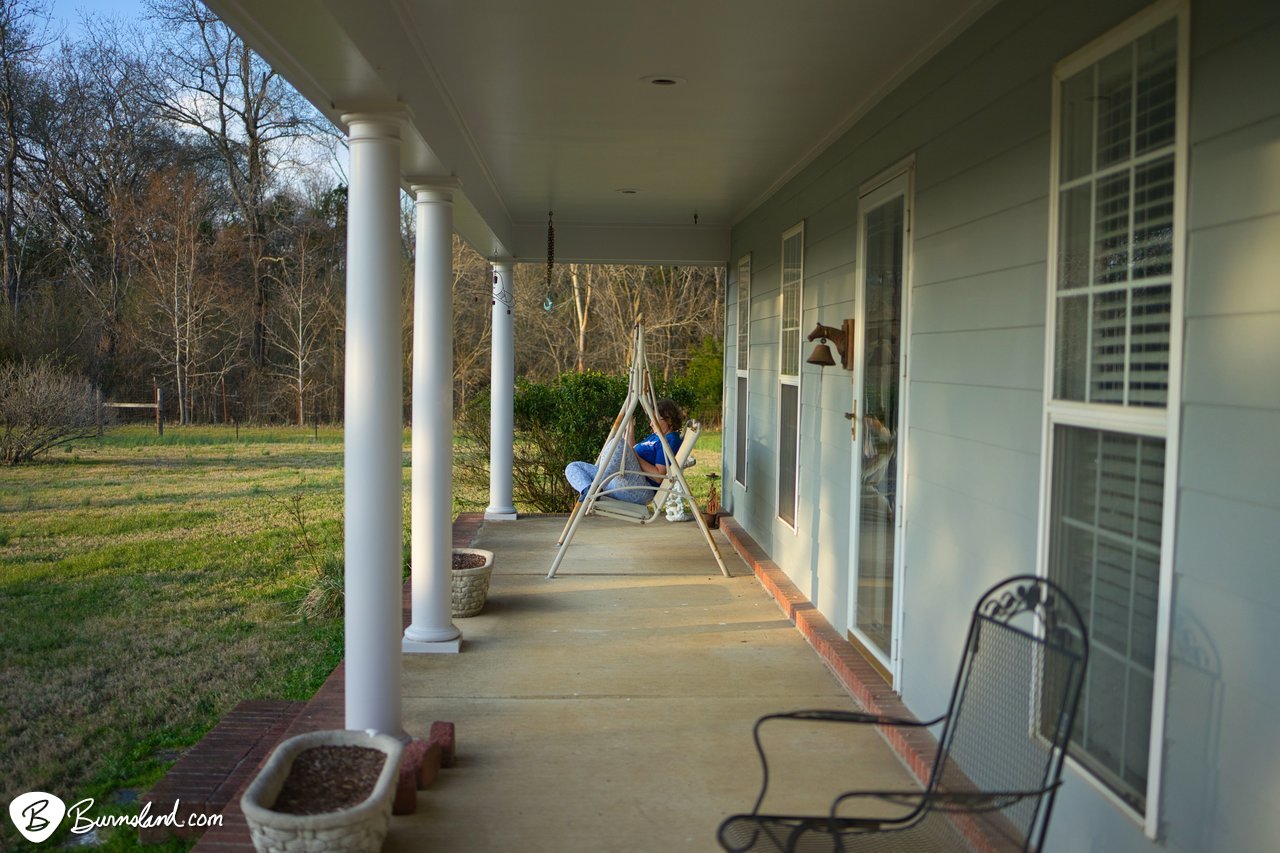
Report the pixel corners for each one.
[451,235,493,410]
[0,0,50,312]
[30,32,189,387]
[264,188,341,426]
[132,168,244,424]
[568,263,593,372]
[144,0,333,373]
[513,262,575,381]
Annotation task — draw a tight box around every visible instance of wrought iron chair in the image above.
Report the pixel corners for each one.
[718,575,1088,852]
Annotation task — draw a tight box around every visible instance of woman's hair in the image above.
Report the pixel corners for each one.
[655,398,685,431]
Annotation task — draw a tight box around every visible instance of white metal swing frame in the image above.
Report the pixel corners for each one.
[547,323,729,579]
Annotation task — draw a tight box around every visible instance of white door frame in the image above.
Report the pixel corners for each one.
[847,158,914,687]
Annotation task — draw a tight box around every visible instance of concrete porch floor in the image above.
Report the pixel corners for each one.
[385,515,919,852]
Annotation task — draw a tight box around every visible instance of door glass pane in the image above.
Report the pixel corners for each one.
[856,195,904,657]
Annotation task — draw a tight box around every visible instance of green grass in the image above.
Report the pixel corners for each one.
[0,425,349,851]
[0,423,722,850]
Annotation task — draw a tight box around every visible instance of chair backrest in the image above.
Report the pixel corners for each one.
[927,576,1089,851]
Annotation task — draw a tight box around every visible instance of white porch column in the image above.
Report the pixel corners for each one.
[403,180,463,654]
[341,111,406,736]
[485,260,517,520]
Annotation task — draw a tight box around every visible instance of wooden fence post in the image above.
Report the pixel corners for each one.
[154,382,164,437]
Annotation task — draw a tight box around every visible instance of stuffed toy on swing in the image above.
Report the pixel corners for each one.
[547,321,730,579]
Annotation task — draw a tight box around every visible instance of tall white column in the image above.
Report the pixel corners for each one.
[485,261,517,520]
[341,111,405,736]
[403,180,463,653]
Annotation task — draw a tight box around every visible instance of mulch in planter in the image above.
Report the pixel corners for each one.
[453,552,488,570]
[271,746,385,814]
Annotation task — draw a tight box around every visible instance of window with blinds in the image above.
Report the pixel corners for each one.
[1049,426,1163,811]
[1045,7,1182,827]
[778,224,803,527]
[1054,20,1176,408]
[780,230,803,378]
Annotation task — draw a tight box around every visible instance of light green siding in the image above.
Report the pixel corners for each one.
[725,0,1280,849]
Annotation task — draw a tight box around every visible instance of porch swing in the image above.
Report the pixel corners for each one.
[547,321,730,579]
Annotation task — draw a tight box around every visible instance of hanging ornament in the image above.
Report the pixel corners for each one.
[545,208,555,285]
[543,210,555,311]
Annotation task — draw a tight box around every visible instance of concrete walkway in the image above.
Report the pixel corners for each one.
[387,516,916,852]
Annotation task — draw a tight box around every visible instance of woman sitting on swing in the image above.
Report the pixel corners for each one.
[565,398,685,505]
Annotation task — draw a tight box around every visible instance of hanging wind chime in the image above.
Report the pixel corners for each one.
[543,210,555,312]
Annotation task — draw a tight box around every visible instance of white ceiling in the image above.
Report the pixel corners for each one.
[205,0,995,263]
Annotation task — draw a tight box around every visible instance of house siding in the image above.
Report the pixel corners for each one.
[1155,5,1280,851]
[724,0,1280,849]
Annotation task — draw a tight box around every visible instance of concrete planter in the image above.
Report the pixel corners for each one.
[451,548,495,617]
[241,730,404,853]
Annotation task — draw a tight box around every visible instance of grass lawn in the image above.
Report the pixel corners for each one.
[0,426,352,850]
[0,423,723,850]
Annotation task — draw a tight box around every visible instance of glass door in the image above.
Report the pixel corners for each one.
[850,172,909,673]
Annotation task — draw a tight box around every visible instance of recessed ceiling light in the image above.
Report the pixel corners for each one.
[642,75,685,87]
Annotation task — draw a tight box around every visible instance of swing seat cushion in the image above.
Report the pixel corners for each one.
[592,496,652,520]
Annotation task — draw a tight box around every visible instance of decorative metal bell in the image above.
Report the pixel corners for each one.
[807,342,837,366]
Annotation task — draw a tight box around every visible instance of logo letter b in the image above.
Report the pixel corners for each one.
[9,792,67,843]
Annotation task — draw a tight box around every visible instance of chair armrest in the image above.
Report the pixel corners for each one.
[754,708,946,734]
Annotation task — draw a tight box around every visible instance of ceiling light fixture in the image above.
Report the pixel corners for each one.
[642,75,686,87]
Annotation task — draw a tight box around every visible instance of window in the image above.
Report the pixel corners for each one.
[1043,4,1183,832]
[778,224,803,527]
[735,255,751,488]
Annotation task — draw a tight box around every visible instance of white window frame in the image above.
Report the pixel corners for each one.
[735,254,751,489]
[1036,0,1187,837]
[777,223,804,531]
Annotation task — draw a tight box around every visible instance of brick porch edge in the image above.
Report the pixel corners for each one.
[718,516,1029,853]
[186,514,485,851]
[717,517,939,785]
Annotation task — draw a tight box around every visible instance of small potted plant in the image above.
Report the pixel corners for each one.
[241,729,404,853]
[451,547,495,617]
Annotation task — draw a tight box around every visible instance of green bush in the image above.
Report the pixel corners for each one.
[683,335,724,426]
[457,370,701,513]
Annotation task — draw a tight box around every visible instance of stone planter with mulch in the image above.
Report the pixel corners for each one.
[451,547,495,617]
[241,729,404,853]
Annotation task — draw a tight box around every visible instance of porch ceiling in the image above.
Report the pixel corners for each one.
[204,0,993,264]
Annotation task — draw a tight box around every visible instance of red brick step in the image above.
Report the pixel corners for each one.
[139,700,305,844]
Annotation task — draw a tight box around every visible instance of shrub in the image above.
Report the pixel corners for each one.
[0,360,102,465]
[684,335,724,426]
[277,492,345,620]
